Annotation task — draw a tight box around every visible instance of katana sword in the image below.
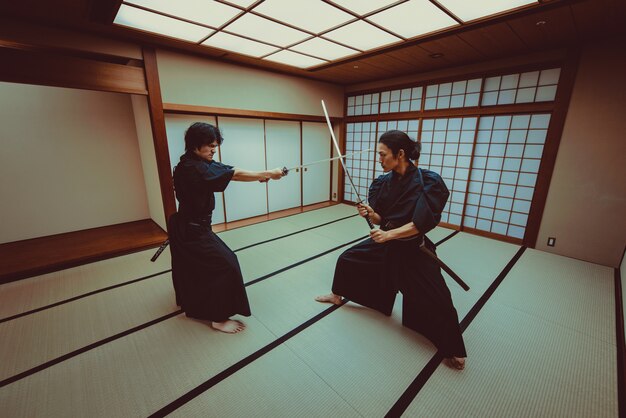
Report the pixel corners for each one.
[320,99,469,291]
[282,148,374,175]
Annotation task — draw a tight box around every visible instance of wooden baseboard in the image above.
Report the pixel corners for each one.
[211,201,338,233]
[0,219,167,284]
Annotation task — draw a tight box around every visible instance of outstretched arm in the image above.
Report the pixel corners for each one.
[232,167,284,182]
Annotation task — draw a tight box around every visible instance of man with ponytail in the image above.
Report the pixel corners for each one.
[316,130,467,370]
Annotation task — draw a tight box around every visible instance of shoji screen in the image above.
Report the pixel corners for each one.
[345,121,377,202]
[165,114,225,224]
[302,122,331,206]
[420,117,477,226]
[265,120,301,212]
[464,114,550,239]
[218,117,268,222]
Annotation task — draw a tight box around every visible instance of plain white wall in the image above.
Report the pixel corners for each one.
[156,49,345,117]
[131,95,166,230]
[536,40,626,267]
[0,82,150,244]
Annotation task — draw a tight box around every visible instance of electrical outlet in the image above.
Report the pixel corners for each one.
[333,192,337,198]
[547,237,556,247]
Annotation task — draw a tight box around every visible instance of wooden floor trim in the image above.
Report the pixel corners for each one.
[0,219,167,284]
[211,201,339,233]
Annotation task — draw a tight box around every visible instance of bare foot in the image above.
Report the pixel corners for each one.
[315,293,342,305]
[211,319,245,334]
[445,357,466,370]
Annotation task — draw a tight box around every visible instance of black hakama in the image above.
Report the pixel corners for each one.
[169,152,251,321]
[332,164,466,357]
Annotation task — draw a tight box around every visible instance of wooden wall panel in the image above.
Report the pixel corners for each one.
[0,47,147,94]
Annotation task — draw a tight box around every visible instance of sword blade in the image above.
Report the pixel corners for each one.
[286,148,373,172]
[321,99,375,229]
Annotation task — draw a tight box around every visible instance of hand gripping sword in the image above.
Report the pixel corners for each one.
[320,100,469,291]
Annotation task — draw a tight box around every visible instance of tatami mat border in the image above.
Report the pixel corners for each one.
[385,246,527,417]
[614,267,626,417]
[0,233,369,388]
[0,213,360,324]
[144,229,461,415]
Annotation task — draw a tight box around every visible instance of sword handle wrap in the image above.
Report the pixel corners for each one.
[150,239,169,262]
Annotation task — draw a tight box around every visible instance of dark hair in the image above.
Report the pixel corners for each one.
[184,122,224,151]
[378,130,421,161]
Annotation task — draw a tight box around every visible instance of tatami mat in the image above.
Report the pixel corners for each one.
[170,345,362,418]
[402,248,618,418]
[0,274,176,381]
[0,205,618,418]
[483,248,616,344]
[0,315,276,417]
[0,247,171,320]
[218,204,357,249]
[403,301,617,418]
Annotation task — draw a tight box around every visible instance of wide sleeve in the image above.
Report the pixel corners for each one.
[367,176,384,212]
[197,161,234,192]
[412,170,450,234]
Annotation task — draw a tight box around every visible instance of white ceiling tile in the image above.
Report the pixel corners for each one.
[328,0,400,16]
[436,0,537,22]
[290,37,359,60]
[220,0,259,8]
[201,32,279,57]
[263,50,328,68]
[254,0,355,33]
[322,20,401,51]
[224,13,311,47]
[125,0,241,28]
[114,4,212,42]
[367,0,458,38]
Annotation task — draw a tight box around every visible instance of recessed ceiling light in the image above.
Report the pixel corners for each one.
[429,53,444,58]
[353,65,359,69]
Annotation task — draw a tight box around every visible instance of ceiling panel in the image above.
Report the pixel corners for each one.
[367,0,459,39]
[458,22,529,58]
[114,4,213,42]
[263,50,327,68]
[223,13,311,47]
[507,6,578,50]
[327,0,400,16]
[124,0,241,28]
[436,0,538,23]
[418,34,486,66]
[253,0,355,34]
[290,38,359,61]
[201,32,279,57]
[322,20,402,51]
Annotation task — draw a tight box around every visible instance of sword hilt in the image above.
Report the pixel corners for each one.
[150,239,169,262]
[357,201,375,230]
[281,166,289,176]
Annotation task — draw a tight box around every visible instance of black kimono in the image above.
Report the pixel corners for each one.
[332,164,466,357]
[168,152,251,321]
